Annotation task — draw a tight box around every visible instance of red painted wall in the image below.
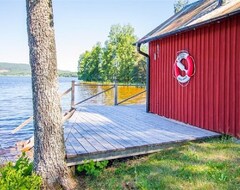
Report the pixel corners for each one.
[149,14,240,138]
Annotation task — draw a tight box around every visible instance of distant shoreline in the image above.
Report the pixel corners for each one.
[0,74,77,77]
[0,62,77,77]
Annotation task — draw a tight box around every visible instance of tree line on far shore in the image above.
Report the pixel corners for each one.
[77,24,147,84]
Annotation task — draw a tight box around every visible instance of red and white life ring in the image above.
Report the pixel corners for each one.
[174,51,195,84]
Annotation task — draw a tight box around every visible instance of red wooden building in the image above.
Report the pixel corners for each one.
[137,0,240,138]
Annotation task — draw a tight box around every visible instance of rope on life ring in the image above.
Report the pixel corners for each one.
[173,51,195,86]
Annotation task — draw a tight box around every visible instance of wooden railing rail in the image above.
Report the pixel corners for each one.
[117,84,145,87]
[70,80,146,107]
[12,86,74,134]
[117,90,146,105]
[60,87,72,98]
[74,86,114,106]
[74,83,114,87]
[74,83,145,87]
[11,116,34,134]
[62,108,76,123]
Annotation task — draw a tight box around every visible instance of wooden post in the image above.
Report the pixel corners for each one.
[71,81,75,108]
[114,79,118,106]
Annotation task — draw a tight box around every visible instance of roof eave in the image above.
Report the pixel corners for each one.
[137,9,240,45]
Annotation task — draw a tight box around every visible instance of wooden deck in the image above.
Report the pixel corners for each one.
[64,105,220,166]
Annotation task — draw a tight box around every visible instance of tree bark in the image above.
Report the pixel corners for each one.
[26,0,78,189]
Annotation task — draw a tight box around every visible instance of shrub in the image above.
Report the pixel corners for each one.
[0,153,42,190]
[77,160,108,177]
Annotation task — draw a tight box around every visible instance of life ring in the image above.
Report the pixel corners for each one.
[174,51,195,84]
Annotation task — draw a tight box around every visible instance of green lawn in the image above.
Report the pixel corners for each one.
[78,137,240,190]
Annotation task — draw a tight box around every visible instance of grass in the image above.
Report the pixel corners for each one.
[78,137,240,190]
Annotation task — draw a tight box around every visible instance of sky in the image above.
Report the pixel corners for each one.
[0,0,195,71]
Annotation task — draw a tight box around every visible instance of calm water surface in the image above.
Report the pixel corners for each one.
[0,76,145,151]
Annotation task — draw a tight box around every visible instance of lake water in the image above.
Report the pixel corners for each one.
[0,76,145,154]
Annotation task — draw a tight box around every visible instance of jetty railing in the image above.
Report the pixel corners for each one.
[70,80,145,107]
[12,80,146,134]
[11,87,76,134]
[74,86,114,106]
[117,90,146,105]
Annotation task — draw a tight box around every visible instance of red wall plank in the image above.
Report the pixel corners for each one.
[149,14,240,138]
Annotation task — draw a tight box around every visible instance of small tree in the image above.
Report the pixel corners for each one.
[78,42,114,82]
[78,43,103,81]
[77,24,147,84]
[174,0,189,13]
[105,24,137,83]
[78,51,91,81]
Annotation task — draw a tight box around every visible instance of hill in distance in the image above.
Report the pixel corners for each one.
[0,62,77,77]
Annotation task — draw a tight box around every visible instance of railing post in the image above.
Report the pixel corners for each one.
[114,79,118,106]
[71,80,75,108]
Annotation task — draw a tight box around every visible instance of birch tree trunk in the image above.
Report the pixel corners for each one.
[26,0,78,189]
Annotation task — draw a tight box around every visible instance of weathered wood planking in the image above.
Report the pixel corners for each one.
[64,105,220,166]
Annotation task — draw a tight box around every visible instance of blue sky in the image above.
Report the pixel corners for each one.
[0,0,195,71]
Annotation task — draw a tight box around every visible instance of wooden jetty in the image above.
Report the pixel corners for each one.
[64,104,219,166]
[13,82,220,166]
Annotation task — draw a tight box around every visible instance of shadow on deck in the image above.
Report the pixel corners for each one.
[64,104,220,166]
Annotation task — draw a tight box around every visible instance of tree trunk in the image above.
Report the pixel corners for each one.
[26,0,78,189]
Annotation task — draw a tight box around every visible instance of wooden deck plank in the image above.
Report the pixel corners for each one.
[87,106,183,143]
[84,107,196,145]
[79,105,218,142]
[119,105,218,136]
[78,111,135,148]
[85,108,167,145]
[80,109,150,146]
[94,105,217,138]
[74,123,116,151]
[65,141,77,157]
[110,105,219,139]
[65,113,97,153]
[64,104,220,166]
[70,127,97,153]
[87,114,150,146]
[67,133,87,154]
[71,126,107,152]
[73,111,126,149]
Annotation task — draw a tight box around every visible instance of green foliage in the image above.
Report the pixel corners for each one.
[78,43,103,81]
[77,160,108,177]
[0,153,42,190]
[105,24,138,83]
[219,134,233,142]
[78,24,146,84]
[174,0,189,13]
